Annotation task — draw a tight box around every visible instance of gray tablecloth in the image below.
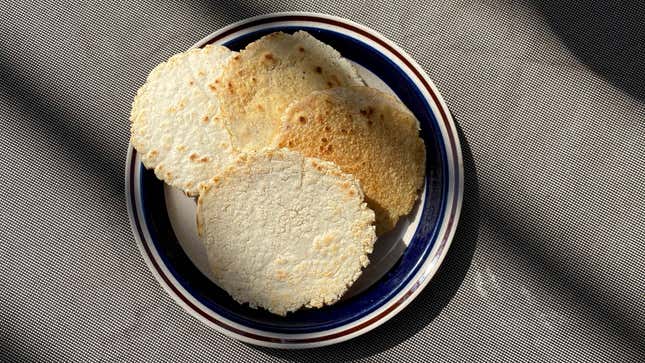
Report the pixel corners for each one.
[1,1,643,362]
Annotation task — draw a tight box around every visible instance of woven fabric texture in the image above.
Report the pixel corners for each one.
[0,1,643,362]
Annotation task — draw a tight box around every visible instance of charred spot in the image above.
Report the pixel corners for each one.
[367,107,374,116]
[367,120,373,126]
[188,80,195,86]
[324,126,331,132]
[298,116,307,124]
[321,137,328,143]
[298,46,305,52]
[233,55,240,61]
[326,81,333,87]
[264,52,274,60]
[314,66,322,73]
[359,109,368,116]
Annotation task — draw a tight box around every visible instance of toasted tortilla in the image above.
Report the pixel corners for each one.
[275,86,426,235]
[215,31,363,151]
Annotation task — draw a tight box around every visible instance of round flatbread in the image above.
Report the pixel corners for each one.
[275,86,426,235]
[130,44,236,196]
[196,149,376,316]
[215,31,364,152]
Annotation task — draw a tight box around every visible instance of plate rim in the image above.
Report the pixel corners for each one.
[125,11,464,349]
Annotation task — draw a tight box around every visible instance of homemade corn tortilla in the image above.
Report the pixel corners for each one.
[196,149,376,316]
[275,86,426,235]
[130,44,236,196]
[215,31,364,151]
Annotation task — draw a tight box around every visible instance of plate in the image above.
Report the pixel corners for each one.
[125,12,463,349]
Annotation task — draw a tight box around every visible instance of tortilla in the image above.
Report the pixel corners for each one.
[215,31,363,151]
[130,44,236,195]
[196,149,376,316]
[275,86,426,235]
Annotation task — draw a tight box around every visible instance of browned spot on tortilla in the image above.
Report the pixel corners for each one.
[298,46,305,52]
[275,270,288,280]
[208,83,217,92]
[324,126,331,132]
[202,115,209,123]
[233,55,240,61]
[188,80,195,86]
[326,81,333,87]
[321,137,328,143]
[367,120,373,126]
[298,116,307,124]
[359,109,367,116]
[315,66,322,73]
[264,52,273,60]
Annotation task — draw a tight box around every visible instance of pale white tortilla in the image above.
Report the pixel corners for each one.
[196,149,376,316]
[130,44,237,195]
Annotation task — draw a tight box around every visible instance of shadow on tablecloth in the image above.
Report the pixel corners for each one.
[535,0,645,100]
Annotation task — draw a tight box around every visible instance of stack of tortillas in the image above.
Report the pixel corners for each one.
[130,31,425,316]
